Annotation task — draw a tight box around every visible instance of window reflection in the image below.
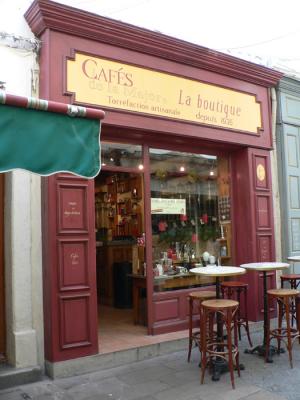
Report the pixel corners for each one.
[101,142,142,168]
[150,149,231,292]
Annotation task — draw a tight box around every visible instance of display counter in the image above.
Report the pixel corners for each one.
[154,272,215,290]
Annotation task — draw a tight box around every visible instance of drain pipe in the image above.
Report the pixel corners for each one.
[270,87,283,285]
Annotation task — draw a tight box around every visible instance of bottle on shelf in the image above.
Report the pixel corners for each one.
[220,244,227,257]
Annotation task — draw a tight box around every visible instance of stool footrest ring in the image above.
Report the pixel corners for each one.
[206,342,239,358]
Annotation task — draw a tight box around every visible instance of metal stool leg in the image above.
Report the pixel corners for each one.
[296,296,300,344]
[277,299,283,354]
[233,311,241,377]
[285,298,293,368]
[237,289,241,341]
[226,309,235,389]
[265,294,271,363]
[200,307,208,384]
[243,288,253,347]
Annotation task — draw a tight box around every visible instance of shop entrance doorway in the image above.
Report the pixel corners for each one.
[95,170,147,352]
[0,175,5,362]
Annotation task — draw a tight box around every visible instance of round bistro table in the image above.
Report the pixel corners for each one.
[190,266,246,299]
[190,266,246,381]
[240,262,289,362]
[287,256,300,273]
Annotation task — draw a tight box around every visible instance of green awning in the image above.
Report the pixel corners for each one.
[0,103,102,178]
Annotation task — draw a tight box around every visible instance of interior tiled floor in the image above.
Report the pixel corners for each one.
[98,305,188,354]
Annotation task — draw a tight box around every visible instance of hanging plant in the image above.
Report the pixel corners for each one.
[158,231,169,244]
[199,224,219,241]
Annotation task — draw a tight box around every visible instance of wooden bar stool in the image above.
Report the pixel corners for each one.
[266,288,300,368]
[281,274,300,289]
[200,299,240,389]
[187,290,216,362]
[280,274,300,326]
[296,295,300,344]
[221,281,252,347]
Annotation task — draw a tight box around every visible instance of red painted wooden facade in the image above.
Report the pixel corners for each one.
[26,0,282,362]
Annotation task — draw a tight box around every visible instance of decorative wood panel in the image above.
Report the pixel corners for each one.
[58,238,89,291]
[281,93,300,124]
[152,288,214,334]
[289,176,300,209]
[57,182,88,234]
[59,294,91,349]
[154,298,179,322]
[254,155,268,190]
[291,218,300,252]
[257,234,272,262]
[256,195,271,229]
[287,134,298,167]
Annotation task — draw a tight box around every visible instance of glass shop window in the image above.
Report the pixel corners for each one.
[150,148,231,292]
[101,141,142,168]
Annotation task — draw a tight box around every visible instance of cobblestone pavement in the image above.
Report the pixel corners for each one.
[1,331,300,400]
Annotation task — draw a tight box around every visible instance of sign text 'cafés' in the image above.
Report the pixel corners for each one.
[67,53,262,134]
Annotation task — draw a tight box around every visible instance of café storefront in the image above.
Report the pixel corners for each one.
[26,0,282,366]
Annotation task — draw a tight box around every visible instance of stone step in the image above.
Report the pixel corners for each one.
[0,365,42,390]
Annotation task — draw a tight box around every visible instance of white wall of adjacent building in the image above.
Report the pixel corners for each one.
[0,0,44,369]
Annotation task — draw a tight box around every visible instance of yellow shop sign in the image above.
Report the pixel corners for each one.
[67,52,262,134]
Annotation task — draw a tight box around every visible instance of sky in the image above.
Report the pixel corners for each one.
[49,0,300,77]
